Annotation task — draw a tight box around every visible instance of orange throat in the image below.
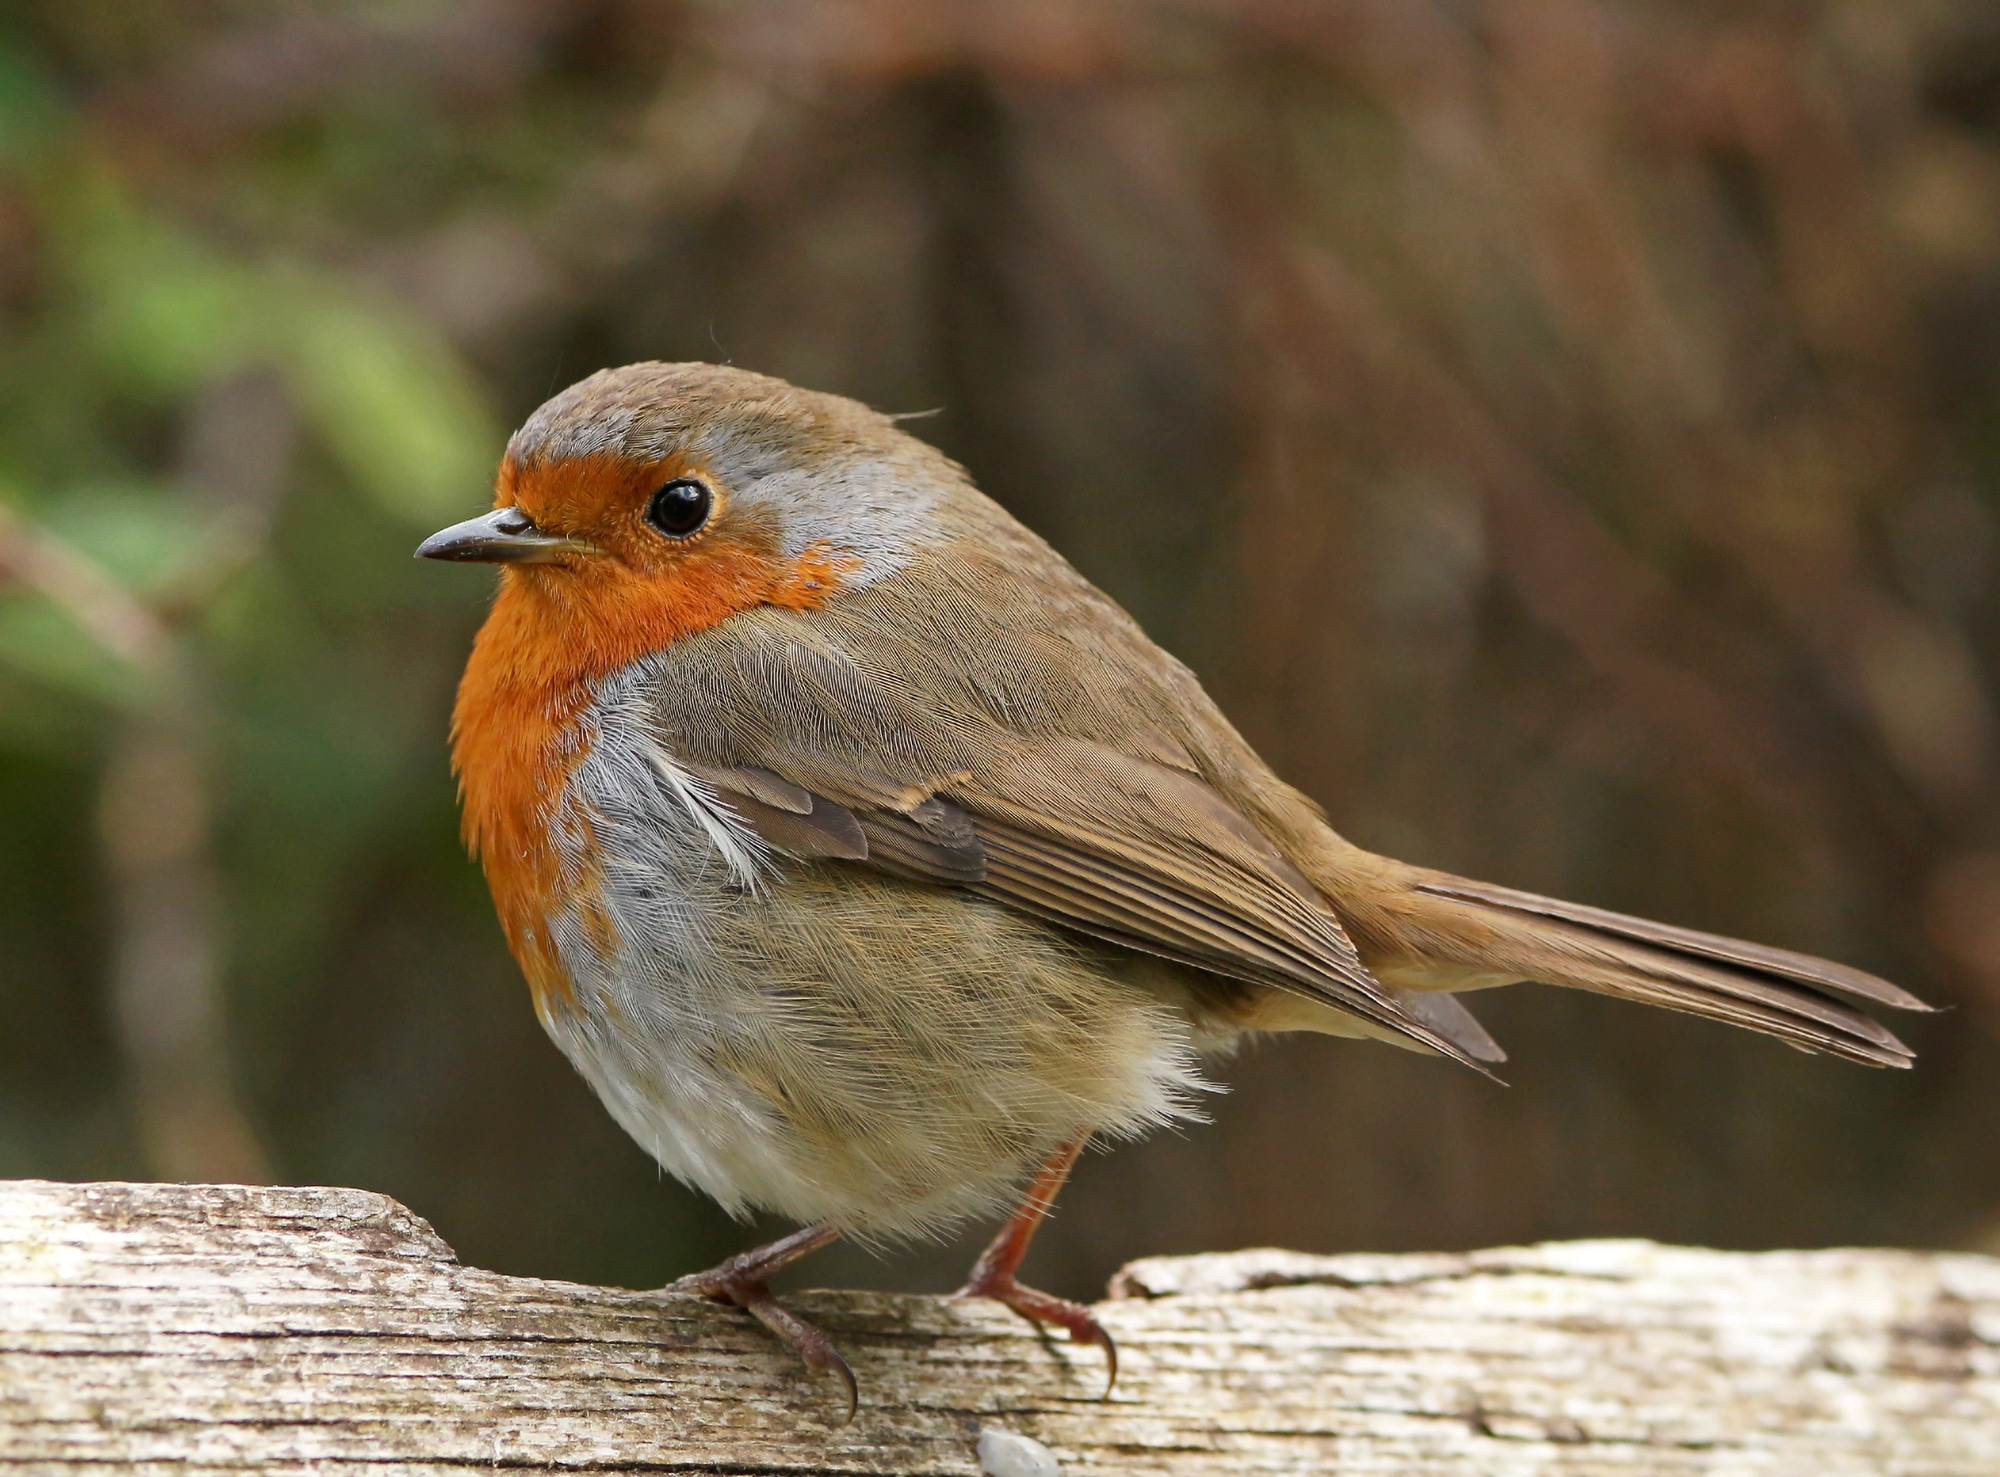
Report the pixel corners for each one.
[450,535,855,1015]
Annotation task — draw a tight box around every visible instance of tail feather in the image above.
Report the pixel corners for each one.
[1389,986,1509,1064]
[1417,878,1929,1012]
[1388,874,1930,1069]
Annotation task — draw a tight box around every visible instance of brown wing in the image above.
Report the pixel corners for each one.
[646,614,1489,1071]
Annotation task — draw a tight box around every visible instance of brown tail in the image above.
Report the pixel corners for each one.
[1358,870,1930,1069]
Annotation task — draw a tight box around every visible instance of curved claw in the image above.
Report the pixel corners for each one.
[741,1288,859,1424]
[1080,1318,1119,1396]
[958,1274,1119,1396]
[661,1226,855,1422]
[817,1340,860,1424]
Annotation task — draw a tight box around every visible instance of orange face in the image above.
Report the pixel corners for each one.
[430,448,857,657]
[425,444,867,723]
[425,446,858,1016]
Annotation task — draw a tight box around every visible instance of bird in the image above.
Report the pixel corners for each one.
[418,361,1929,1420]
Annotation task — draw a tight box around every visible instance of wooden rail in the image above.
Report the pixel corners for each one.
[2,1179,1996,1473]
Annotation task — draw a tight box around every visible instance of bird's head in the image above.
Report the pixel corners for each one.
[418,362,950,655]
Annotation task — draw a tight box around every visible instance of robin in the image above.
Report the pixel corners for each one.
[418,362,1927,1418]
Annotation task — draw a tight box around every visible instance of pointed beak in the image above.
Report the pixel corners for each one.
[414,507,592,564]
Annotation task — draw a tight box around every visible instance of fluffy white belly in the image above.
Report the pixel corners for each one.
[532,674,1209,1240]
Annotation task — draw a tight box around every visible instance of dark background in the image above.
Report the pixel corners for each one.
[4,0,2000,1302]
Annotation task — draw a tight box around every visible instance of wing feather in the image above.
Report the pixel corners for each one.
[640,623,1485,1069]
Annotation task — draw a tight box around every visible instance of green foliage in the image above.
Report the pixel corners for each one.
[0,24,517,1218]
[280,290,497,525]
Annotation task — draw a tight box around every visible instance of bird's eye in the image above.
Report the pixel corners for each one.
[645,478,712,539]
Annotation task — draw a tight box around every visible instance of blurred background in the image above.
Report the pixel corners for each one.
[4,0,2000,1302]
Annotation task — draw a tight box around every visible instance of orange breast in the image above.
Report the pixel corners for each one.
[451,524,855,1017]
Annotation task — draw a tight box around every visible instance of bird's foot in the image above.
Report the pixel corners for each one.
[667,1224,855,1422]
[956,1264,1118,1393]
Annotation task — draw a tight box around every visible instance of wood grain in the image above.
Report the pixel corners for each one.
[1,1179,1995,1473]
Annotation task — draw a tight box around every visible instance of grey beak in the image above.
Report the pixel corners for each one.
[414,507,589,563]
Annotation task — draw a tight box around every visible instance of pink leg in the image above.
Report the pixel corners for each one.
[667,1223,856,1421]
[956,1135,1117,1392]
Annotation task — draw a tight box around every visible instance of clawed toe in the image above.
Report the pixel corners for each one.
[953,1135,1117,1394]
[670,1272,858,1422]
[664,1224,855,1421]
[959,1270,1119,1393]
[735,1284,858,1422]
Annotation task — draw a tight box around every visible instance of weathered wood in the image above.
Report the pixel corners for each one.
[0,1180,1995,1474]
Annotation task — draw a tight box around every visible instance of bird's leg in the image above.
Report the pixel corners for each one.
[666,1223,856,1420]
[956,1134,1117,1391]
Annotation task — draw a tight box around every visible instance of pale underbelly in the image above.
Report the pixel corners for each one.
[534,721,1211,1239]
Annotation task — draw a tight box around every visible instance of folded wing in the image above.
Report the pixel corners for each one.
[645,620,1491,1070]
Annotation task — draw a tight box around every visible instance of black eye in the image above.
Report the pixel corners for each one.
[645,478,712,538]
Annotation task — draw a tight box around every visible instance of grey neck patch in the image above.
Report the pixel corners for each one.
[702,429,946,590]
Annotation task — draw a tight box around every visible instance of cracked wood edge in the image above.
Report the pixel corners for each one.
[0,1179,1997,1474]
